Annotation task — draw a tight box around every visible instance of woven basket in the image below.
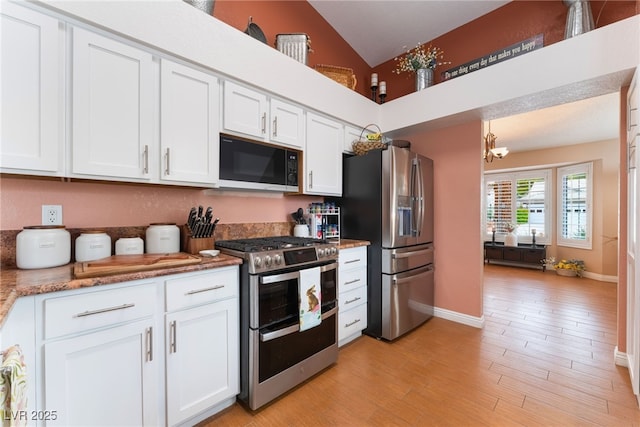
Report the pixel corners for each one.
[352,124,386,156]
[314,64,357,90]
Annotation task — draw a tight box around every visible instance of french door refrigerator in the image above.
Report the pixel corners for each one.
[337,145,434,340]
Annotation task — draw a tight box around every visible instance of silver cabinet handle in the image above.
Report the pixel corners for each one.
[169,320,177,353]
[344,279,361,285]
[309,171,313,188]
[186,284,225,295]
[145,327,153,362]
[74,303,135,318]
[345,296,361,305]
[164,148,171,176]
[345,259,361,264]
[261,112,266,134]
[143,145,149,174]
[345,318,361,328]
[273,116,278,136]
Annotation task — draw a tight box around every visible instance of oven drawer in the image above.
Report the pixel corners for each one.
[338,303,367,343]
[339,266,366,293]
[339,285,367,312]
[43,281,157,340]
[165,267,238,312]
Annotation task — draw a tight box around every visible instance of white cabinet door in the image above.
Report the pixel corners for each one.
[270,98,304,149]
[0,3,62,175]
[71,27,154,180]
[165,298,239,426]
[305,112,343,196]
[160,59,219,186]
[44,319,160,426]
[222,81,268,140]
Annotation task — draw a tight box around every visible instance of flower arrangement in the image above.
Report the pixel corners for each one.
[504,222,517,232]
[394,44,449,74]
[541,256,585,276]
[554,259,585,277]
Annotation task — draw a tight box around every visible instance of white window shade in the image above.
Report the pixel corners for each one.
[557,162,592,249]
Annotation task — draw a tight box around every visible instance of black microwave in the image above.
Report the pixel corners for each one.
[218,134,300,192]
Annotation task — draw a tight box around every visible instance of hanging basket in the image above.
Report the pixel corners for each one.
[352,124,386,156]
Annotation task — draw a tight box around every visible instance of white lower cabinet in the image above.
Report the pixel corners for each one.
[164,268,239,426]
[40,281,161,426]
[36,267,239,426]
[338,246,368,346]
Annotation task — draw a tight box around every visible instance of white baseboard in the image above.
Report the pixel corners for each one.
[614,346,629,367]
[434,307,485,329]
[582,271,617,283]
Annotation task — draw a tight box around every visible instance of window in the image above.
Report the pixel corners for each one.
[484,169,552,244]
[557,162,592,249]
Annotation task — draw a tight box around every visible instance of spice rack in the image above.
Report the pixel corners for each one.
[307,204,340,241]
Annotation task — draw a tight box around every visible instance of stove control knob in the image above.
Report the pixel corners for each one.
[264,255,272,267]
[317,248,325,257]
[274,254,282,265]
[330,247,337,256]
[253,256,262,268]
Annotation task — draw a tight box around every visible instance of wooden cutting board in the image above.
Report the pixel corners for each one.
[74,253,202,279]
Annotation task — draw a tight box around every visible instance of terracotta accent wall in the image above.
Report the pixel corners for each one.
[0,176,321,230]
[398,122,485,318]
[372,0,638,101]
[213,0,371,98]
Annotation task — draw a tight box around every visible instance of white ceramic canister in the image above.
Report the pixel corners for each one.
[75,231,112,262]
[16,225,71,269]
[115,237,144,255]
[145,223,180,254]
[293,224,309,237]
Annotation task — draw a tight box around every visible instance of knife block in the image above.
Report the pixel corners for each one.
[181,224,215,255]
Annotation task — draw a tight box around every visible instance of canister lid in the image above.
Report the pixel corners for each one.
[80,230,107,234]
[23,225,66,230]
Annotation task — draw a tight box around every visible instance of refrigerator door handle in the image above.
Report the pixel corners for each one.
[391,265,434,286]
[391,246,434,259]
[410,160,418,236]
[416,157,425,237]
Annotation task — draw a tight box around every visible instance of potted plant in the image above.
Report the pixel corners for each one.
[393,44,450,91]
[554,258,585,277]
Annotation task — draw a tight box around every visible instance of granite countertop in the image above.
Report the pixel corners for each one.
[0,239,370,328]
[0,253,242,328]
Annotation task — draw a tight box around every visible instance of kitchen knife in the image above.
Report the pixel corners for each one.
[188,207,197,231]
[197,205,203,222]
[204,206,213,223]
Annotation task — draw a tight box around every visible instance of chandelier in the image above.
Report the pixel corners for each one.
[483,121,509,162]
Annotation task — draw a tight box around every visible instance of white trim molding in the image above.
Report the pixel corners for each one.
[434,307,485,329]
[614,346,629,367]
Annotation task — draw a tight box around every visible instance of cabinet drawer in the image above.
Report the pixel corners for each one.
[339,285,367,312]
[485,247,502,260]
[43,282,157,340]
[502,247,522,261]
[339,246,366,270]
[338,303,367,343]
[339,267,366,293]
[165,267,238,312]
[523,249,545,263]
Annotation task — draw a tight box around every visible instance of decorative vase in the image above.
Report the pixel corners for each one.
[563,0,594,39]
[556,268,577,277]
[505,231,518,247]
[415,68,433,91]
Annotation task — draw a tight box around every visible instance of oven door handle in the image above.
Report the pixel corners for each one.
[259,262,337,285]
[259,306,338,342]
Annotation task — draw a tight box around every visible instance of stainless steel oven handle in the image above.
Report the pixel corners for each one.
[259,306,338,342]
[259,262,337,285]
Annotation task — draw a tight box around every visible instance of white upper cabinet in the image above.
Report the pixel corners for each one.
[160,59,219,186]
[71,27,154,181]
[305,112,343,196]
[222,80,268,140]
[269,98,305,149]
[0,2,63,175]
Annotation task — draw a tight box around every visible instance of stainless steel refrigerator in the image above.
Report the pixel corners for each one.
[336,145,434,341]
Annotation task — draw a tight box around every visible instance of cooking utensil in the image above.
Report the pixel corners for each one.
[245,16,267,44]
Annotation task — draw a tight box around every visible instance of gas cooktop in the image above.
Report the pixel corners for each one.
[215,236,338,274]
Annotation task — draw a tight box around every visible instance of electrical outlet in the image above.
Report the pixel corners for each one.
[42,205,63,225]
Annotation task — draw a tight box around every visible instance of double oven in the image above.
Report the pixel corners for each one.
[215,236,339,410]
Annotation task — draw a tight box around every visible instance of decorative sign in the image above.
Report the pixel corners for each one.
[441,34,544,81]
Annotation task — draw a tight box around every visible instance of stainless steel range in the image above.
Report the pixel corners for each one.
[215,236,339,410]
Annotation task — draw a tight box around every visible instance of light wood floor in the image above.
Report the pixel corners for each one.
[201,264,640,426]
